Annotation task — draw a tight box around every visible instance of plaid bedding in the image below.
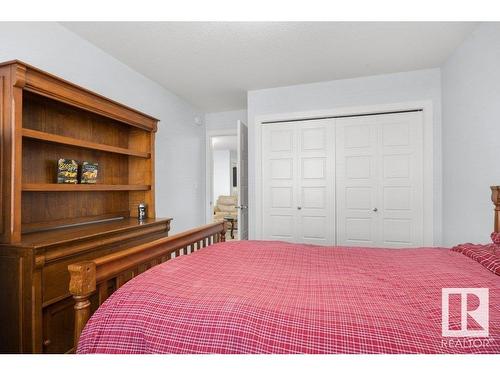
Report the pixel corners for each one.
[451,242,500,276]
[77,241,500,354]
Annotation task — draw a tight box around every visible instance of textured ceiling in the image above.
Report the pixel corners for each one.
[62,22,477,112]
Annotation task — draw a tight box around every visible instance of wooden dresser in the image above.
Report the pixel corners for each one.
[0,60,172,353]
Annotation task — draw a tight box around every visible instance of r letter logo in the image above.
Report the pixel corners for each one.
[442,288,489,337]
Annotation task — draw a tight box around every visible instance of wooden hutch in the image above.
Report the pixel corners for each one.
[0,60,172,353]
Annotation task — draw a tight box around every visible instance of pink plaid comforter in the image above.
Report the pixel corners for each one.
[77,241,500,354]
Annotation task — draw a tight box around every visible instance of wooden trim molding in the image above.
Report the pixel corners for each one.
[0,64,25,243]
[0,60,158,131]
[68,222,226,350]
[12,63,26,88]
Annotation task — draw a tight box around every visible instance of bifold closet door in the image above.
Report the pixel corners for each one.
[335,111,424,248]
[262,119,335,245]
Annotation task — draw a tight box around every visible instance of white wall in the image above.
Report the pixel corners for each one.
[442,23,500,246]
[0,22,205,233]
[205,109,247,131]
[213,150,231,202]
[248,68,443,244]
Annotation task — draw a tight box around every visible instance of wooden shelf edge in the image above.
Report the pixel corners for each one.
[21,212,131,234]
[20,217,172,249]
[22,128,151,158]
[22,183,151,192]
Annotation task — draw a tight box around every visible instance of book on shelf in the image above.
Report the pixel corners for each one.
[57,159,78,184]
[80,161,99,184]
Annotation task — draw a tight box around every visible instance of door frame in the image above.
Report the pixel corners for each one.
[205,129,238,224]
[254,100,435,246]
[237,120,249,240]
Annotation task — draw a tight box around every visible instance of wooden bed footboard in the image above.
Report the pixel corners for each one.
[68,222,226,351]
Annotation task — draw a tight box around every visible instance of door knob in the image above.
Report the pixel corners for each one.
[236,205,248,209]
[297,206,302,210]
[372,208,378,212]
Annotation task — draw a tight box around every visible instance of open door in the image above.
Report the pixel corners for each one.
[237,120,249,240]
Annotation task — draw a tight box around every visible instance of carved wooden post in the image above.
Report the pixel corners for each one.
[68,261,96,351]
[491,186,500,233]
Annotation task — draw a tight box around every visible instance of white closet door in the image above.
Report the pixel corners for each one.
[262,123,297,242]
[262,119,335,245]
[335,116,379,246]
[296,120,335,245]
[336,112,424,248]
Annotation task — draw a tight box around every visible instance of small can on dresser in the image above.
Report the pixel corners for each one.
[138,203,147,221]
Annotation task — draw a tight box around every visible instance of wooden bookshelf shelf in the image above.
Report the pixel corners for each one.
[22,128,151,158]
[22,183,151,192]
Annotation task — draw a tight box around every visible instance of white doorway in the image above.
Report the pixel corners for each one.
[206,126,249,240]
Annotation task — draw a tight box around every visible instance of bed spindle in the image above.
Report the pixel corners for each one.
[98,283,108,305]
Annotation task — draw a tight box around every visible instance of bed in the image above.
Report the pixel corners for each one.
[69,189,500,354]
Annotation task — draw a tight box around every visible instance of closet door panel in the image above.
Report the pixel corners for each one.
[262,124,297,241]
[336,112,424,248]
[296,120,335,245]
[336,118,379,246]
[378,112,423,247]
